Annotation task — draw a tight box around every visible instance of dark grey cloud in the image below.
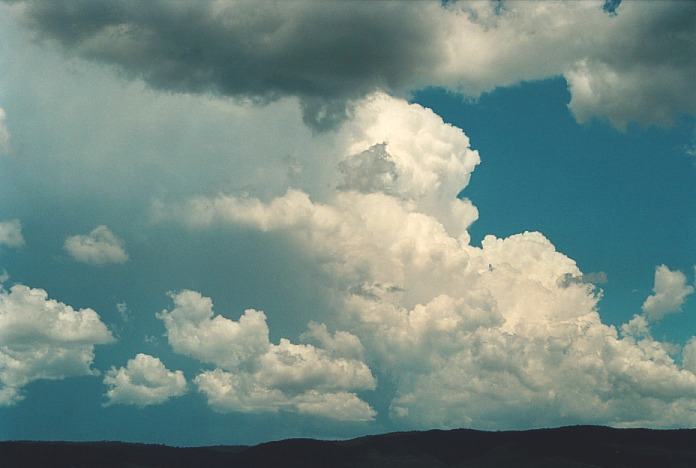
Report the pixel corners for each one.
[566,1,696,127]
[4,0,696,129]
[7,0,444,129]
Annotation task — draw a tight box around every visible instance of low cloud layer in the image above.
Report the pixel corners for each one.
[4,1,695,129]
[0,283,113,405]
[158,290,376,421]
[64,225,129,265]
[103,353,186,407]
[161,94,696,428]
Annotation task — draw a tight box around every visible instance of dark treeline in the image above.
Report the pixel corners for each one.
[3,425,696,467]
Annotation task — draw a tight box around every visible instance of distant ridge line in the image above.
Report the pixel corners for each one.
[3,425,696,467]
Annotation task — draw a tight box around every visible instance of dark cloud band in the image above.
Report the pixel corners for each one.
[5,1,696,128]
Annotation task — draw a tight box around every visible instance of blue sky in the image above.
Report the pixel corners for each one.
[1,0,695,446]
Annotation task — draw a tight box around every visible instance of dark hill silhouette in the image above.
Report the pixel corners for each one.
[2,425,696,467]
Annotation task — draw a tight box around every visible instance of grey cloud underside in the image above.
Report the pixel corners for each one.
[565,1,696,126]
[9,0,442,129]
[7,0,696,128]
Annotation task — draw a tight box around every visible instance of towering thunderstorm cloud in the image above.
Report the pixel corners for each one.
[1,0,695,433]
[161,93,696,428]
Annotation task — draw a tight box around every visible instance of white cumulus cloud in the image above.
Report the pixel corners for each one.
[103,353,186,407]
[0,283,114,405]
[300,322,366,361]
[0,219,24,248]
[64,225,129,265]
[161,93,696,428]
[642,265,694,321]
[158,290,376,421]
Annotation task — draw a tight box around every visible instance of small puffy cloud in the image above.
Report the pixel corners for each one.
[642,265,694,321]
[0,219,24,248]
[0,283,114,405]
[159,290,376,421]
[0,107,9,154]
[64,225,128,265]
[103,353,186,407]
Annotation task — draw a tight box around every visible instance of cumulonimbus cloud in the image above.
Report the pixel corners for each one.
[4,1,694,429]
[4,0,695,129]
[160,93,696,428]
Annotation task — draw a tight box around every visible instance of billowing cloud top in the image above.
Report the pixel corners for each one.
[5,0,695,128]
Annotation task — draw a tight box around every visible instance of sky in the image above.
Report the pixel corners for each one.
[0,0,695,446]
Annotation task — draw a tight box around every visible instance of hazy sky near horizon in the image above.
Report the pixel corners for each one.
[1,0,695,445]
